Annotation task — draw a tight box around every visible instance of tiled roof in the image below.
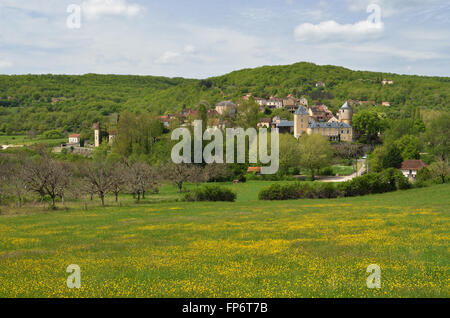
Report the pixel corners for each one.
[401,160,427,170]
[277,120,294,127]
[308,119,351,129]
[295,106,309,115]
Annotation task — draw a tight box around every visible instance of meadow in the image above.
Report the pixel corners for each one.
[0,181,448,298]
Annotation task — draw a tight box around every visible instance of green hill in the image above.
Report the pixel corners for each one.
[0,62,449,135]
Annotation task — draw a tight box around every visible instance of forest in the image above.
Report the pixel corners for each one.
[0,62,449,137]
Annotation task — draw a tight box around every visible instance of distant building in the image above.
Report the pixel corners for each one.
[382,79,394,85]
[68,134,81,145]
[258,118,272,128]
[215,101,237,115]
[109,131,117,144]
[400,160,427,181]
[315,81,326,87]
[382,101,391,107]
[294,102,354,142]
[266,97,284,109]
[93,123,100,147]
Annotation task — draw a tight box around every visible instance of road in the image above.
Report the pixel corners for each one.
[319,159,366,183]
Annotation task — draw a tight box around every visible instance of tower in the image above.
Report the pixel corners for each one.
[339,101,353,126]
[93,123,100,147]
[294,106,309,138]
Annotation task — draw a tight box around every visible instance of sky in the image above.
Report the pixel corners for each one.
[0,0,449,78]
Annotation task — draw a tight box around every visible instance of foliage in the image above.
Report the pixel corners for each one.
[184,185,236,202]
[1,62,449,136]
[299,134,333,180]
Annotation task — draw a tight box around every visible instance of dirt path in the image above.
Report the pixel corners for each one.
[319,160,366,183]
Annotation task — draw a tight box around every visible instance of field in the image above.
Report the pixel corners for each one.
[0,181,448,298]
[0,135,66,147]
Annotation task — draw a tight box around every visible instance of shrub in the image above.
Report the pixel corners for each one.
[184,185,236,202]
[42,130,63,139]
[319,166,334,176]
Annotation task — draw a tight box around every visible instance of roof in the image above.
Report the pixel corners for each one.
[69,134,81,138]
[295,106,309,115]
[247,167,261,173]
[260,118,272,123]
[401,160,427,170]
[216,101,236,107]
[308,119,351,129]
[277,120,294,127]
[340,101,352,110]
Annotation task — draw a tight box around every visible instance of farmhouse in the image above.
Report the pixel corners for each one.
[400,160,427,181]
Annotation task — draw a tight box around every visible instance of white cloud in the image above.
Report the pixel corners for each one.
[155,51,181,64]
[346,0,437,17]
[294,20,384,42]
[0,60,13,69]
[81,0,142,19]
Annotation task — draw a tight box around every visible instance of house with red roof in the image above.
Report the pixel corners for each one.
[400,160,427,181]
[68,134,81,144]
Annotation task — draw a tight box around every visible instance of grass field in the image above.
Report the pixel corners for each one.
[0,182,448,298]
[0,135,66,147]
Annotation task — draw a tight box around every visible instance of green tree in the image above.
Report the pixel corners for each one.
[353,110,386,144]
[424,113,450,161]
[382,144,403,169]
[299,134,332,180]
[395,135,420,160]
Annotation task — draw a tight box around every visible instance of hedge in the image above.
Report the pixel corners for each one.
[184,185,237,202]
[259,170,411,201]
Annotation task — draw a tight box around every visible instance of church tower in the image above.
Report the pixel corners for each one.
[294,106,309,138]
[339,101,353,126]
[93,123,100,147]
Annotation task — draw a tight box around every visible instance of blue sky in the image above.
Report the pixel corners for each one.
[0,0,449,78]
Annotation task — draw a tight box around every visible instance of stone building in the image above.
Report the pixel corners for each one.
[294,102,354,142]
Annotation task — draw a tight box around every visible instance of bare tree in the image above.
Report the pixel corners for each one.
[23,158,71,209]
[164,163,196,193]
[5,162,28,208]
[81,161,114,207]
[126,162,158,201]
[111,163,127,202]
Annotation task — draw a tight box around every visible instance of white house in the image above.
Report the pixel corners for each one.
[68,134,81,144]
[400,160,427,181]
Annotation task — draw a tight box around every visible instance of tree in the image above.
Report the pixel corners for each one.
[125,162,158,201]
[278,134,302,175]
[3,161,28,208]
[236,98,260,129]
[395,135,421,160]
[110,163,127,203]
[430,158,449,184]
[164,163,196,192]
[382,144,403,169]
[22,157,71,208]
[81,161,114,207]
[353,110,386,144]
[424,113,450,161]
[299,134,332,180]
[369,146,388,173]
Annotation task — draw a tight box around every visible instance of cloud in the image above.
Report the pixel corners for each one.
[155,45,196,65]
[346,0,437,17]
[0,60,13,69]
[81,0,142,19]
[294,20,384,42]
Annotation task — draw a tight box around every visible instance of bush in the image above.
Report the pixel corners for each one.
[319,166,334,176]
[43,130,63,139]
[259,182,340,200]
[184,185,236,202]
